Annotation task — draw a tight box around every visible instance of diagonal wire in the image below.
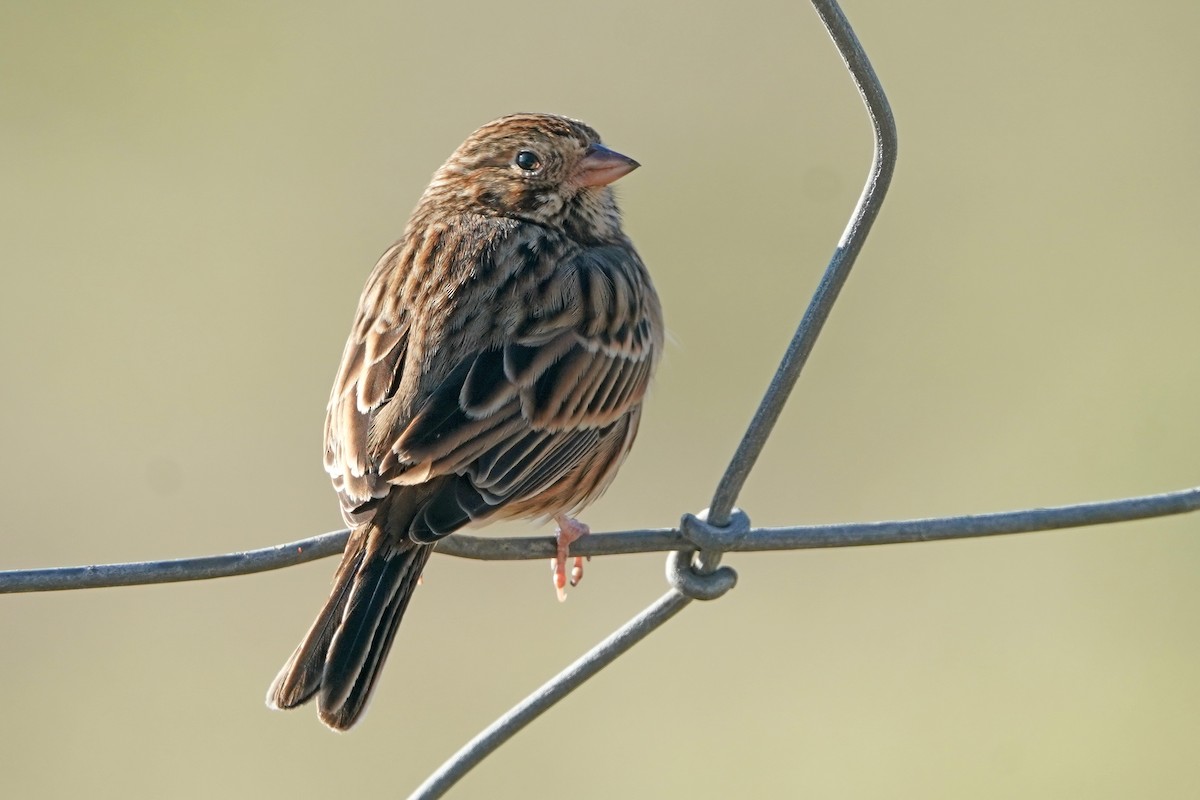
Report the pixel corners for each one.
[707,0,898,527]
[407,590,693,800]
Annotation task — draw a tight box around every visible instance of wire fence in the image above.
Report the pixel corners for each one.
[3,2,1198,797]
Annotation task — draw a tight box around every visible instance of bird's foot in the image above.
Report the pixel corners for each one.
[551,515,590,602]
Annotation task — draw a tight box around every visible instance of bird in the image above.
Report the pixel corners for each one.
[266,113,663,731]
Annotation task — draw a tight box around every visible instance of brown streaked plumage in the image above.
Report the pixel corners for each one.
[266,113,662,731]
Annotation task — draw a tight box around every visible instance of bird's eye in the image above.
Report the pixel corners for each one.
[514,150,542,172]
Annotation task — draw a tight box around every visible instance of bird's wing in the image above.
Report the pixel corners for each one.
[323,242,412,522]
[375,243,661,540]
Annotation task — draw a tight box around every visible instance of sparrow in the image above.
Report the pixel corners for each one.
[266,113,663,730]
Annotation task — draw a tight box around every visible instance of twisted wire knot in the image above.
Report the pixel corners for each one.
[666,551,737,600]
[665,507,748,600]
[680,507,751,551]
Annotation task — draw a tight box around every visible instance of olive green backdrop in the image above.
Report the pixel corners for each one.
[3,1,1199,797]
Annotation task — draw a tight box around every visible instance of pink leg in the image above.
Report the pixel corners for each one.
[551,515,590,602]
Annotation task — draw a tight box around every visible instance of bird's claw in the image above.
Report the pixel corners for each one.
[552,516,590,601]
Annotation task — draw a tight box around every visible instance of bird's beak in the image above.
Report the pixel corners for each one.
[574,143,640,188]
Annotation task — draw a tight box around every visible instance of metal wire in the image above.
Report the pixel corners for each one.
[5,487,1198,593]
[707,0,898,528]
[407,590,694,800]
[0,531,348,593]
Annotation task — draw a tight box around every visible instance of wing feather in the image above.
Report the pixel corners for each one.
[329,238,661,536]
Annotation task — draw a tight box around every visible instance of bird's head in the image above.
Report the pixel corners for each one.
[418,113,639,242]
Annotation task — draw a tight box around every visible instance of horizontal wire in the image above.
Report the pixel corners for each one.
[4,486,1196,594]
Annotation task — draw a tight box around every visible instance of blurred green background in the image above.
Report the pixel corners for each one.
[3,1,1199,797]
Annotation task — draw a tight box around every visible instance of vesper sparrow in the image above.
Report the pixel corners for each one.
[267,113,662,730]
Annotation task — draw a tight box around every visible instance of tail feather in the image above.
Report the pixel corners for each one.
[266,489,437,731]
[319,543,431,730]
[266,531,369,710]
[317,538,431,726]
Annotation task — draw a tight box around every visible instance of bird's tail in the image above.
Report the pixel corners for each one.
[266,514,432,731]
